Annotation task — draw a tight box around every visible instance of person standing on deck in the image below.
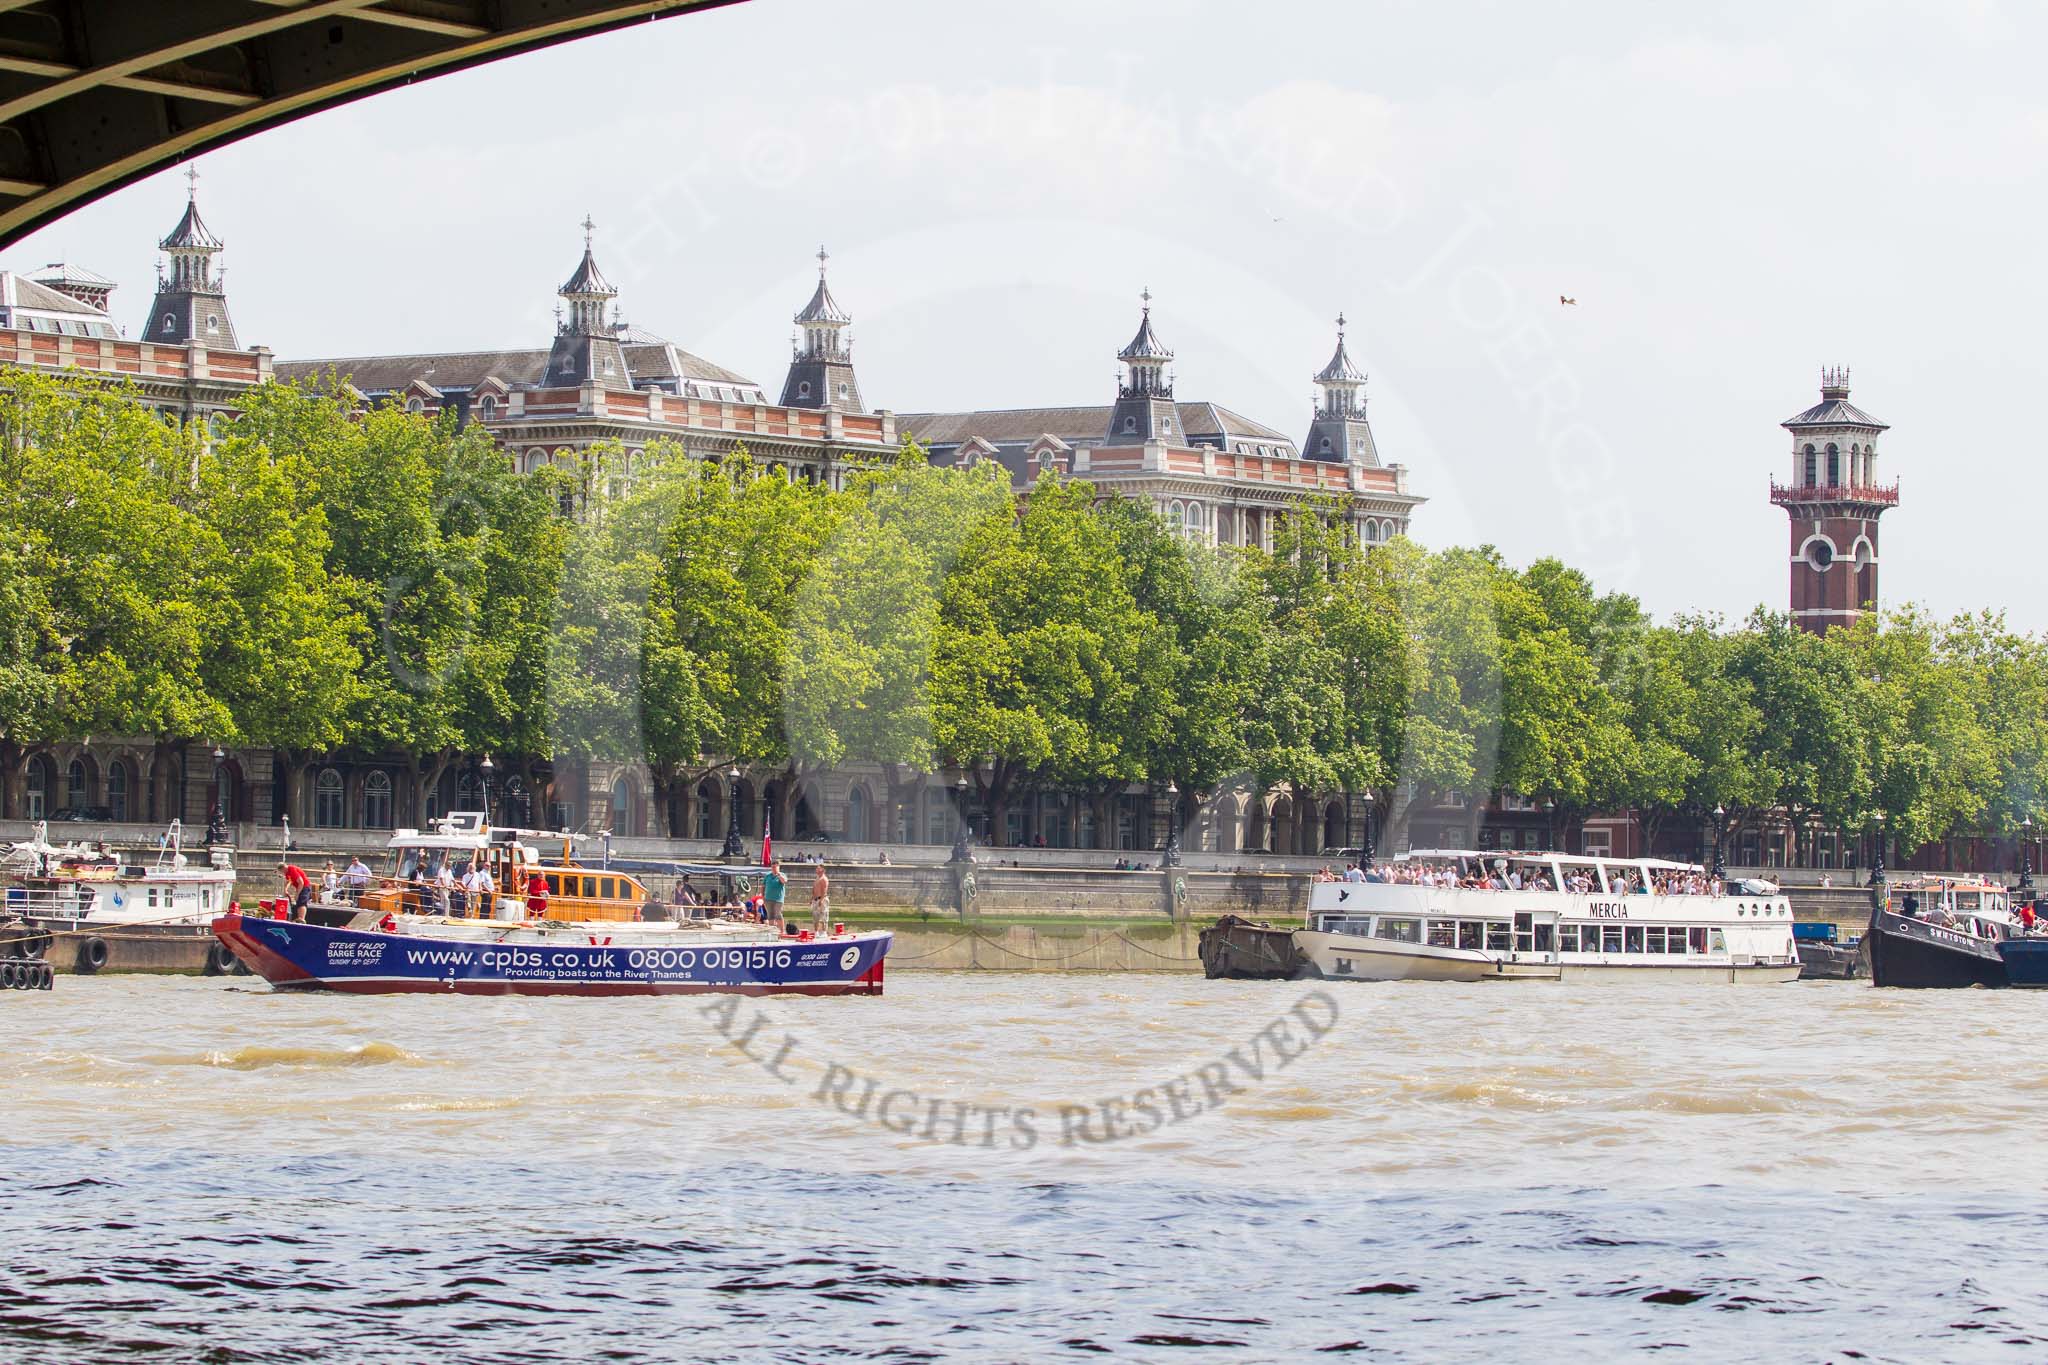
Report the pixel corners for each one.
[280,863,313,921]
[526,871,550,921]
[762,860,787,928]
[433,859,455,916]
[810,864,831,937]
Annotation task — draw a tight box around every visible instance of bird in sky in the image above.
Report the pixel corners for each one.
[1559,295,1577,306]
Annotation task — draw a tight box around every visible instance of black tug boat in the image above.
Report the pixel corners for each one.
[1863,876,2014,989]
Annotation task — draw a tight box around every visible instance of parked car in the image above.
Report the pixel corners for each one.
[49,805,115,822]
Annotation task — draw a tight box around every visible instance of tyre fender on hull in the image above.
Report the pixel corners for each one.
[77,935,110,974]
[204,942,238,976]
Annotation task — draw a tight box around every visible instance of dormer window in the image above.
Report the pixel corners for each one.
[1320,437,1333,453]
[798,381,811,397]
[563,356,577,375]
[838,383,850,399]
[206,314,219,330]
[161,314,175,334]
[478,397,498,420]
[406,397,425,414]
[1123,415,1137,433]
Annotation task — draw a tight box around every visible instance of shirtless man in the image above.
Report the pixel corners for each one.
[810,864,831,937]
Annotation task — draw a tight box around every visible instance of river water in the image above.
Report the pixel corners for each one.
[4,973,2046,1361]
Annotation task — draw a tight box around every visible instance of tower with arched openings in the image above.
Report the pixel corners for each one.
[1769,368,1898,633]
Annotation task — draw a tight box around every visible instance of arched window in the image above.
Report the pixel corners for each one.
[1826,443,1840,485]
[406,397,425,415]
[1363,520,1380,544]
[610,775,634,835]
[845,784,871,843]
[362,770,393,829]
[66,758,89,811]
[206,314,220,331]
[696,780,717,840]
[478,396,498,421]
[315,768,345,828]
[1169,499,1185,526]
[161,314,175,334]
[1381,518,1397,541]
[25,754,53,820]
[1183,501,1203,539]
[1123,415,1137,433]
[106,760,130,822]
[1802,444,1817,485]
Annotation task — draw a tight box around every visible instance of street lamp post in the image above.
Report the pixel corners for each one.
[2020,815,2035,895]
[1869,811,1886,886]
[1711,804,1727,881]
[950,775,974,862]
[479,754,495,826]
[1161,781,1182,868]
[722,766,745,858]
[1360,790,1376,869]
[205,745,227,848]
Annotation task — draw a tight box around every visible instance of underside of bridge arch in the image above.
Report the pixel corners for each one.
[0,0,736,247]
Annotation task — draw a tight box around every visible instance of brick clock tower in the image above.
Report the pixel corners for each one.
[1769,369,1899,634]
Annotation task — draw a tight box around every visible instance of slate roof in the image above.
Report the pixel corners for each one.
[560,246,616,296]
[30,261,114,288]
[794,278,850,324]
[901,401,1294,453]
[1782,397,1888,430]
[1314,333,1367,384]
[275,338,764,402]
[1119,309,1173,361]
[160,198,222,250]
[0,272,111,316]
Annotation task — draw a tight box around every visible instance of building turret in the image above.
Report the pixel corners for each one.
[1769,367,1898,633]
[142,167,237,348]
[1302,312,1380,465]
[542,216,632,389]
[779,246,863,411]
[1105,288,1179,444]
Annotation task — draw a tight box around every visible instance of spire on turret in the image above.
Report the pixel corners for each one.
[557,214,618,335]
[1313,312,1367,415]
[1303,311,1381,465]
[779,245,864,412]
[1105,288,1179,444]
[141,165,238,348]
[543,216,631,388]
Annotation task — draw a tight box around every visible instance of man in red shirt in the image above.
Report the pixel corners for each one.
[280,864,314,921]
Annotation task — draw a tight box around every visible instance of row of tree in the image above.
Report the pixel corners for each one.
[3,371,2044,856]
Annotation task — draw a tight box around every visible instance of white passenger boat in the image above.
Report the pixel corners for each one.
[1295,850,1800,984]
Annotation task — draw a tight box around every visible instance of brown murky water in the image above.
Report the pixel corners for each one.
[4,973,2045,1359]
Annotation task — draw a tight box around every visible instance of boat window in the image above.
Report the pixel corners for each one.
[1624,926,1645,953]
[1533,922,1554,953]
[1708,929,1726,953]
[1513,913,1533,954]
[581,877,598,898]
[1601,926,1623,953]
[1373,917,1421,944]
[1427,921,1456,948]
[1558,925,1580,952]
[1643,927,1664,953]
[202,889,212,910]
[1458,922,1482,951]
[545,873,562,895]
[1689,927,1708,954]
[597,877,616,899]
[1486,922,1511,952]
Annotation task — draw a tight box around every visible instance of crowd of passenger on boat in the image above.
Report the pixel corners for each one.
[1313,858,1725,896]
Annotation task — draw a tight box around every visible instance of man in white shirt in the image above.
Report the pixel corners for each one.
[474,863,497,917]
[433,861,456,916]
[1342,863,1365,883]
[458,863,480,918]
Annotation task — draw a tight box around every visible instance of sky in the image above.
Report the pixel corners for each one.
[10,0,2043,630]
